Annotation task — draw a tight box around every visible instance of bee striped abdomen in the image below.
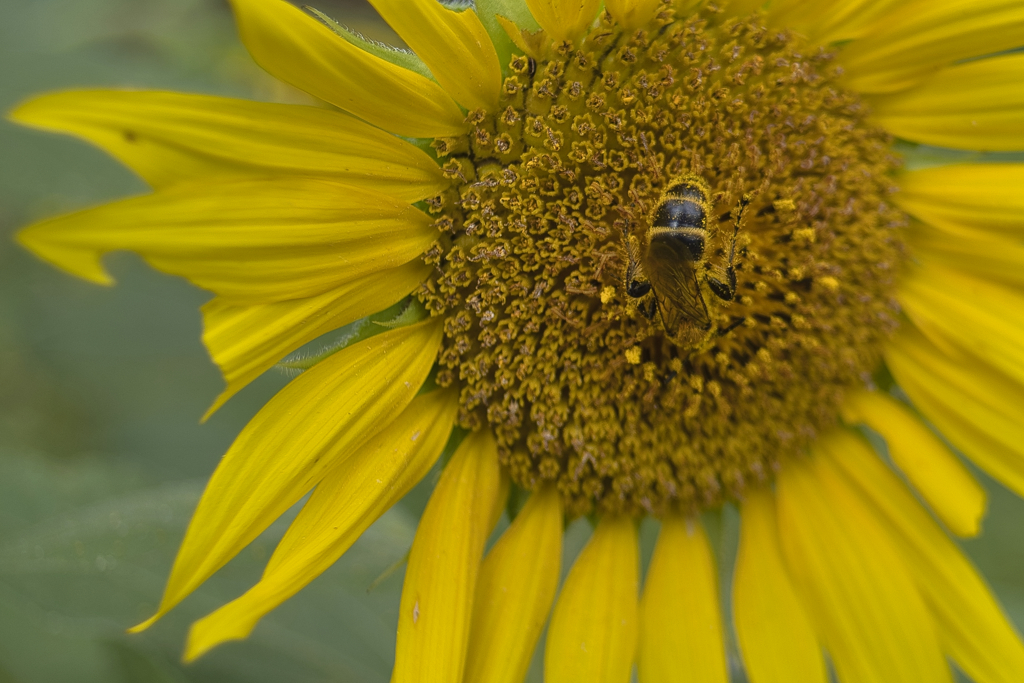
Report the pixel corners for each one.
[652,194,706,229]
[650,183,708,261]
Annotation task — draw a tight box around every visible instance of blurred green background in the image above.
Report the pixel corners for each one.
[0,1,1022,681]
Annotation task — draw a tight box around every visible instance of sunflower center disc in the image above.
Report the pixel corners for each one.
[418,6,906,516]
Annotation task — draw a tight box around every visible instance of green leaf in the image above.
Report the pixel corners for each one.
[0,450,417,682]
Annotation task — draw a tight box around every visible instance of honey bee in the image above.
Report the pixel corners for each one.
[623,174,749,341]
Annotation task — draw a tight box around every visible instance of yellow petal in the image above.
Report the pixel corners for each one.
[606,0,662,30]
[392,429,504,683]
[868,53,1024,151]
[727,0,767,14]
[827,430,1024,683]
[200,259,429,418]
[733,488,826,683]
[496,15,547,60]
[895,164,1024,238]
[840,389,986,537]
[766,0,900,44]
[885,326,1024,497]
[464,486,563,683]
[8,90,446,202]
[545,516,638,683]
[184,389,457,661]
[227,0,466,138]
[16,178,434,302]
[638,516,728,683]
[525,0,600,45]
[474,0,540,70]
[841,0,1024,94]
[776,442,951,683]
[130,320,442,632]
[899,264,1024,390]
[911,226,1024,290]
[366,0,500,112]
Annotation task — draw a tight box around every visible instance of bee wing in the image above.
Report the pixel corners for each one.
[645,237,711,332]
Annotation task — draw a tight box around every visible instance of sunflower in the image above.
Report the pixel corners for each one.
[11,0,1024,679]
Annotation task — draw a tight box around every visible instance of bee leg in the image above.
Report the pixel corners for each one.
[707,193,751,302]
[632,295,657,320]
[627,278,652,299]
[718,316,746,335]
[643,297,658,319]
[623,234,652,301]
[707,267,736,301]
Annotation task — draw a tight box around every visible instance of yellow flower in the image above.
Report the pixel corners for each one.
[10,0,1024,680]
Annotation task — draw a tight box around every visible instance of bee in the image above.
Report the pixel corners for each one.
[623,174,749,341]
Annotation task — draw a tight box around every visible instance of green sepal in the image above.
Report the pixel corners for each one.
[872,360,897,394]
[276,296,424,373]
[893,140,1024,171]
[504,481,531,522]
[439,426,470,468]
[416,364,441,396]
[475,0,540,74]
[304,6,434,80]
[373,296,429,329]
